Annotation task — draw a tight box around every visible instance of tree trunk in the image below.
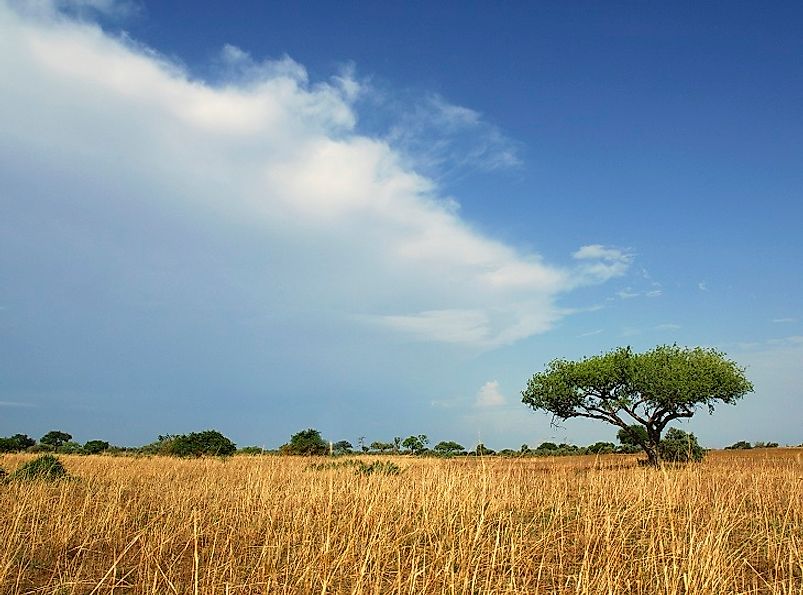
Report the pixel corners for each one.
[643,427,663,467]
[643,445,660,467]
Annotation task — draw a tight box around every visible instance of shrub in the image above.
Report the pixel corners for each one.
[615,444,642,454]
[165,431,236,457]
[659,428,704,463]
[473,443,495,456]
[754,441,779,448]
[11,454,68,481]
[617,425,648,447]
[586,441,616,454]
[57,441,84,454]
[725,440,752,450]
[237,446,265,456]
[332,440,353,455]
[305,459,402,476]
[280,428,328,456]
[355,460,401,476]
[40,430,72,450]
[433,441,465,457]
[26,443,54,453]
[83,440,110,455]
[0,434,36,453]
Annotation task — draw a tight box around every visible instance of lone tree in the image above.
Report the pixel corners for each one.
[280,428,328,456]
[40,430,72,450]
[401,434,429,455]
[521,345,753,466]
[433,440,465,456]
[165,430,236,457]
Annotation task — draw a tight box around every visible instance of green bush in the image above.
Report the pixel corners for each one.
[433,440,465,457]
[754,441,779,448]
[83,440,110,455]
[56,441,83,454]
[725,440,752,450]
[280,428,328,456]
[165,430,236,457]
[237,446,265,456]
[40,430,72,450]
[617,425,649,447]
[0,434,36,453]
[11,454,68,481]
[305,459,401,476]
[586,441,616,454]
[306,459,360,472]
[26,443,54,453]
[355,460,401,476]
[659,428,704,463]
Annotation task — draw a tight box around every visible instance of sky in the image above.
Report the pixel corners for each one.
[1,0,801,449]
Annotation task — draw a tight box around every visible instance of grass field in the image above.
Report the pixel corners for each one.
[1,449,801,594]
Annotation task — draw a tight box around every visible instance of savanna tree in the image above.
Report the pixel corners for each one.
[521,345,753,466]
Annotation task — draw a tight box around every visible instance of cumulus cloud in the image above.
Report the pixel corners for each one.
[0,2,630,360]
[15,0,140,20]
[475,381,505,408]
[571,245,633,285]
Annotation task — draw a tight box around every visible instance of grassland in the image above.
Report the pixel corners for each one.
[1,449,801,594]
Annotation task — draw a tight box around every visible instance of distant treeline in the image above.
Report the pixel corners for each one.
[0,429,794,458]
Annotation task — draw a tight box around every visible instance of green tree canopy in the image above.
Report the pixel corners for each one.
[433,440,465,456]
[370,441,394,453]
[474,443,495,456]
[401,434,429,455]
[536,441,559,451]
[83,440,110,455]
[333,440,353,455]
[281,428,328,456]
[165,430,236,457]
[0,434,36,452]
[40,430,72,449]
[521,345,753,466]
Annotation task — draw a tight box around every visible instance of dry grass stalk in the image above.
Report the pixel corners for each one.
[1,449,801,594]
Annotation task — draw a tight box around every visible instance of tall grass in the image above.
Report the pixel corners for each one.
[1,449,800,594]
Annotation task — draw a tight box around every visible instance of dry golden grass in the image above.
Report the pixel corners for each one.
[1,449,801,594]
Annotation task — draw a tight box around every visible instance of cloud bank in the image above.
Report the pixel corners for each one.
[0,2,630,358]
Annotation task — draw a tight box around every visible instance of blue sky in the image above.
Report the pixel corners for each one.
[1,0,801,449]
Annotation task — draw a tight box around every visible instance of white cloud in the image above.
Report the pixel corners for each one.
[771,317,797,324]
[698,282,709,291]
[0,3,630,352]
[578,329,603,337]
[614,285,661,300]
[572,244,628,261]
[383,93,522,177]
[15,0,140,20]
[475,380,506,408]
[616,288,640,299]
[571,245,633,285]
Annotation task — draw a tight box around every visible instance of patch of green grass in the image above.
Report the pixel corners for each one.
[10,454,68,481]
